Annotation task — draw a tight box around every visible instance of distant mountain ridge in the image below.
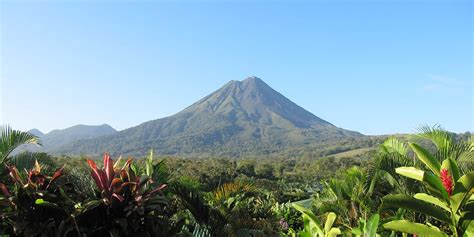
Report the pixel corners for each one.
[50,77,363,157]
[26,124,117,152]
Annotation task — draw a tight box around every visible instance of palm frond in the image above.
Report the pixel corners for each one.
[365,148,416,197]
[212,181,254,203]
[172,184,213,225]
[415,125,452,152]
[172,184,226,235]
[0,125,41,165]
[152,160,170,184]
[381,137,408,156]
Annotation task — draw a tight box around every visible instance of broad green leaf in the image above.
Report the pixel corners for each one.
[396,167,448,201]
[297,231,312,237]
[292,203,323,235]
[380,194,451,223]
[364,214,379,237]
[395,167,424,181]
[383,220,447,237]
[462,218,474,237]
[352,227,362,235]
[327,228,341,237]
[303,216,320,235]
[324,212,337,234]
[414,193,450,211]
[460,211,474,229]
[409,142,441,175]
[441,158,460,183]
[451,172,474,213]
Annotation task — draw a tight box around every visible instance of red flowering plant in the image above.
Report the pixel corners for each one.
[380,128,474,237]
[0,160,70,236]
[85,153,132,204]
[75,153,170,236]
[440,169,454,197]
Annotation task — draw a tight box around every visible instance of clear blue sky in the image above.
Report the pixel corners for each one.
[1,0,472,135]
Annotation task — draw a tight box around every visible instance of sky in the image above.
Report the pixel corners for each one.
[0,0,472,135]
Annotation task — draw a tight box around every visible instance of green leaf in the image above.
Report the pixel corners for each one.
[81,200,101,212]
[395,167,424,181]
[297,231,312,237]
[462,218,474,237]
[352,227,362,235]
[416,125,452,152]
[327,228,341,237]
[324,212,337,234]
[414,193,450,212]
[292,203,323,235]
[460,211,474,225]
[409,142,441,175]
[35,198,46,205]
[395,167,449,201]
[364,214,379,237]
[451,172,474,213]
[383,220,447,237]
[34,198,62,210]
[146,149,153,177]
[380,194,451,223]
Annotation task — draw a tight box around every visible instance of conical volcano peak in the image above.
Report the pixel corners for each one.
[241,76,266,88]
[53,77,362,157]
[219,76,267,91]
[242,76,263,83]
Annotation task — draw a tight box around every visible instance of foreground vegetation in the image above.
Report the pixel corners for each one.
[0,125,472,236]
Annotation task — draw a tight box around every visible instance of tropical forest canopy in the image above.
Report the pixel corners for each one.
[0,125,473,236]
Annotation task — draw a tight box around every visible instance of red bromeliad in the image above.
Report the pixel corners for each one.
[87,153,132,203]
[440,169,453,197]
[87,153,167,205]
[2,160,65,191]
[0,161,65,215]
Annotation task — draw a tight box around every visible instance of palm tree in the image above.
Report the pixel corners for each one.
[0,125,41,166]
[312,166,372,228]
[365,136,420,197]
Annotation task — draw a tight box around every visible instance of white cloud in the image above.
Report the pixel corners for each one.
[423,74,468,92]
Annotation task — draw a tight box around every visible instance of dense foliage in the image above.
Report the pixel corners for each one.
[0,125,472,236]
